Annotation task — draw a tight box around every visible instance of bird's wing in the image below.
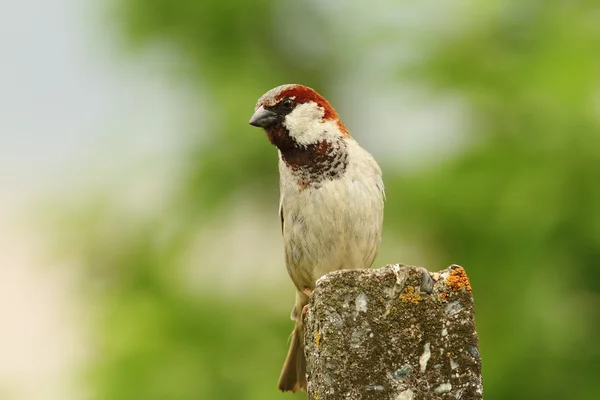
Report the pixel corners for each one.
[279,196,284,235]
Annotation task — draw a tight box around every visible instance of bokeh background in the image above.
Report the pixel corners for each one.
[2,0,600,399]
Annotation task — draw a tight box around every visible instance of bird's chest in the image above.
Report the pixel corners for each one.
[279,162,381,289]
[279,139,348,190]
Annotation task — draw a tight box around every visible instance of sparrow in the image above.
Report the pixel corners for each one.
[249,84,385,393]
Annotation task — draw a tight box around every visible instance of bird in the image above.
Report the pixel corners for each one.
[248,84,385,393]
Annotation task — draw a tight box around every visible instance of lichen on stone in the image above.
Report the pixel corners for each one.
[304,264,482,400]
[400,285,421,304]
[350,321,372,348]
[396,389,414,400]
[433,382,452,394]
[392,364,412,380]
[419,342,431,373]
[445,301,463,316]
[355,292,368,313]
[444,266,472,292]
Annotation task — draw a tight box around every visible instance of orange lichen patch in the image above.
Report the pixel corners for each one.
[315,331,321,347]
[445,267,472,292]
[400,285,421,304]
[439,292,448,301]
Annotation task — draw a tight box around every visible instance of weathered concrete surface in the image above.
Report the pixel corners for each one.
[304,264,482,400]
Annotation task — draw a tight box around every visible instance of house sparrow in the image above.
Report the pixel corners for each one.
[249,84,385,393]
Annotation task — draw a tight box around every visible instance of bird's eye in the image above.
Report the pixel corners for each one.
[281,98,294,110]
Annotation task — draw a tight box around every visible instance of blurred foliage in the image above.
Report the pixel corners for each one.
[390,3,600,398]
[74,0,600,399]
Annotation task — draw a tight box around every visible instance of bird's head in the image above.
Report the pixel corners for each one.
[249,84,349,150]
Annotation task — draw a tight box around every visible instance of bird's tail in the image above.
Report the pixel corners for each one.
[277,323,307,392]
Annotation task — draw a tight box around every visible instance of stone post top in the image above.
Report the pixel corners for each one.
[304,264,483,400]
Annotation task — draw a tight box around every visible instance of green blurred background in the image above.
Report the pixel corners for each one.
[3,0,600,399]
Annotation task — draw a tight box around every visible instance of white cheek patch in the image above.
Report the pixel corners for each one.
[283,101,339,145]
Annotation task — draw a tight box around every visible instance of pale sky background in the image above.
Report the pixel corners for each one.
[0,1,191,399]
[0,1,466,398]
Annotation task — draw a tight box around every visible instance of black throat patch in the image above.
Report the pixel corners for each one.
[266,124,349,189]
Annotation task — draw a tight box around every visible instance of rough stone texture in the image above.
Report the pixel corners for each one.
[304,264,483,400]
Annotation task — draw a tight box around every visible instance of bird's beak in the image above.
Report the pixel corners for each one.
[249,105,278,128]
